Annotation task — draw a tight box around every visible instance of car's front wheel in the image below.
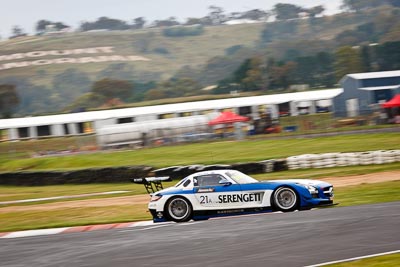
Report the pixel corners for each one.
[165,197,192,222]
[272,186,298,212]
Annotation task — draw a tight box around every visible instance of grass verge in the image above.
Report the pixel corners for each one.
[0,205,149,232]
[325,253,400,266]
[1,133,399,172]
[0,183,148,202]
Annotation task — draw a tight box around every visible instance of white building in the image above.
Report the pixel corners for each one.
[0,88,342,141]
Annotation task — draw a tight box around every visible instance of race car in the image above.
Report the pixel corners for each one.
[133,169,335,223]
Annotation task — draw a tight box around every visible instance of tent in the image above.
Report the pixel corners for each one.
[382,94,400,108]
[208,111,249,126]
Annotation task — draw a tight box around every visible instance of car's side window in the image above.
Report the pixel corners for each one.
[183,179,191,187]
[195,174,224,187]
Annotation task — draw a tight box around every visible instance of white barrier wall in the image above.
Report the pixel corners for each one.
[287,150,400,170]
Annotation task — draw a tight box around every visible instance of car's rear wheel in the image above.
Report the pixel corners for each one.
[272,186,298,212]
[165,197,192,222]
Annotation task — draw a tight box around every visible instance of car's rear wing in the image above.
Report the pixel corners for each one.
[131,176,172,194]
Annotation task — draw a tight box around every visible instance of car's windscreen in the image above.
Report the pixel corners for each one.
[225,170,258,184]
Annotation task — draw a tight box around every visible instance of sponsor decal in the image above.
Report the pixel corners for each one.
[196,188,215,193]
[217,209,244,214]
[218,193,261,204]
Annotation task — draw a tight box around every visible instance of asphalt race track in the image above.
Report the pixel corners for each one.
[1,202,399,267]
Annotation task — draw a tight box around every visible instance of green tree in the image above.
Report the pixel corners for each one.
[149,78,201,99]
[11,25,25,38]
[273,3,303,20]
[36,20,69,33]
[52,68,92,109]
[185,17,203,25]
[199,56,243,85]
[92,78,133,100]
[291,52,335,87]
[240,9,269,21]
[269,61,297,89]
[0,84,19,118]
[53,22,69,31]
[0,77,53,115]
[361,46,372,72]
[334,46,363,81]
[307,5,324,18]
[36,20,52,33]
[80,17,130,31]
[341,0,393,12]
[97,63,135,80]
[132,17,146,29]
[374,41,400,70]
[153,17,180,27]
[232,59,252,84]
[232,57,267,91]
[208,5,226,25]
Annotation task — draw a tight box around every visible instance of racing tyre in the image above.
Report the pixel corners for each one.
[272,186,298,212]
[165,197,192,222]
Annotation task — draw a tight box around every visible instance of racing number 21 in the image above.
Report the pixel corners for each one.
[200,195,211,204]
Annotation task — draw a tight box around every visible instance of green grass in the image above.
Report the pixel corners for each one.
[334,181,400,206]
[0,180,398,232]
[1,133,399,172]
[0,205,150,232]
[0,181,176,203]
[0,183,139,202]
[325,253,400,266]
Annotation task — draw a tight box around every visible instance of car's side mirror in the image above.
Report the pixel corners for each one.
[219,178,232,186]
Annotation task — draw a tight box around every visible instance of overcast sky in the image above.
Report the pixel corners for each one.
[0,0,342,38]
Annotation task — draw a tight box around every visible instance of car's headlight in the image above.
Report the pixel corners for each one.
[304,184,319,195]
[150,194,162,202]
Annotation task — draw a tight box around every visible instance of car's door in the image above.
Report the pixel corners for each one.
[193,173,244,209]
[238,183,271,208]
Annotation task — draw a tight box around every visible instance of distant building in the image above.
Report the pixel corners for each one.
[0,89,342,141]
[334,70,400,117]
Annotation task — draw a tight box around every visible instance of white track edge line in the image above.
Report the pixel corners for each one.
[304,249,400,267]
[1,227,69,239]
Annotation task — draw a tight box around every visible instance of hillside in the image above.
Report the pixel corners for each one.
[0,23,264,85]
[1,5,398,116]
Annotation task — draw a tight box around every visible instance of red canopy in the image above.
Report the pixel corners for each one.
[382,94,400,108]
[208,111,249,126]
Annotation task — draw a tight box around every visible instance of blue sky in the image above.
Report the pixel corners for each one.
[0,0,342,38]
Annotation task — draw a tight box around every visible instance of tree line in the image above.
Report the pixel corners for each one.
[4,2,338,39]
[213,41,400,94]
[8,0,400,39]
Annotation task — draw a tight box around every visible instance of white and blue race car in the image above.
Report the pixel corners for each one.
[133,169,334,222]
